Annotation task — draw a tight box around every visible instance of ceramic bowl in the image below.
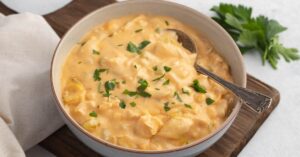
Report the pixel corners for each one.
[51,0,246,156]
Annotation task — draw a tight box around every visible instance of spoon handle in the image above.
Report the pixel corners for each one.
[194,64,272,113]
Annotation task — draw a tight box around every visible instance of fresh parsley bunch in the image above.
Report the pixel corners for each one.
[211,3,299,69]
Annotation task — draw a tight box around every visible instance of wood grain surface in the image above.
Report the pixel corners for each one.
[0,0,280,157]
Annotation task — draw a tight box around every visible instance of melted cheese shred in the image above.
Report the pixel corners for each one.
[61,15,234,150]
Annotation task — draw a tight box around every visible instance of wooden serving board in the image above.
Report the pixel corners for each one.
[0,0,280,156]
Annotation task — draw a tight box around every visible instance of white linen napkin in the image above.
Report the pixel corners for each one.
[0,12,63,156]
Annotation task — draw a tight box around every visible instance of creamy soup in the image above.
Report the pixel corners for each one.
[61,15,234,150]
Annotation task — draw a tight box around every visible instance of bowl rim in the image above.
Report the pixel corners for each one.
[51,0,246,154]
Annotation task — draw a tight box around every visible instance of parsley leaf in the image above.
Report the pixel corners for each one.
[152,74,165,81]
[123,79,151,98]
[211,3,299,69]
[163,66,172,72]
[126,40,151,54]
[138,40,151,49]
[152,65,158,71]
[138,91,152,98]
[152,65,171,82]
[92,49,100,55]
[163,79,170,85]
[137,79,151,97]
[206,97,215,105]
[103,80,116,97]
[93,69,107,81]
[130,102,136,107]
[164,102,171,112]
[174,91,183,102]
[93,69,101,81]
[119,100,126,109]
[89,111,97,117]
[191,80,206,93]
[137,79,148,91]
[127,42,139,53]
[264,36,300,68]
[123,89,137,97]
[184,104,192,109]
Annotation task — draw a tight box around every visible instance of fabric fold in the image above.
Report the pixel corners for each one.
[0,12,64,154]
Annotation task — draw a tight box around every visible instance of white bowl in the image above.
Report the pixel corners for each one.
[51,0,246,157]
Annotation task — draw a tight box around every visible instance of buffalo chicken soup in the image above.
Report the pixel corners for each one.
[61,15,234,150]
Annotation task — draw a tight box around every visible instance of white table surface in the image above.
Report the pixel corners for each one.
[26,0,300,156]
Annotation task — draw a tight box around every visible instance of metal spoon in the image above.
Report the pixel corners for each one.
[168,29,272,113]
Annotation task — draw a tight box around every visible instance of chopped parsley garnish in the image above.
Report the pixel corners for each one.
[137,79,148,91]
[130,102,136,107]
[119,100,126,109]
[191,80,207,93]
[127,40,151,54]
[206,97,215,105]
[163,79,170,85]
[184,104,192,109]
[152,74,165,81]
[174,91,183,102]
[152,65,171,82]
[123,79,151,98]
[137,79,151,97]
[138,91,152,97]
[164,102,171,112]
[93,69,107,81]
[92,49,100,55]
[93,69,101,81]
[155,88,160,90]
[182,88,190,95]
[122,80,126,84]
[152,65,158,71]
[138,40,151,49]
[135,29,143,33]
[117,44,123,47]
[165,20,169,26]
[103,80,116,97]
[123,89,137,97]
[163,66,172,72]
[89,111,97,117]
[127,42,139,53]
